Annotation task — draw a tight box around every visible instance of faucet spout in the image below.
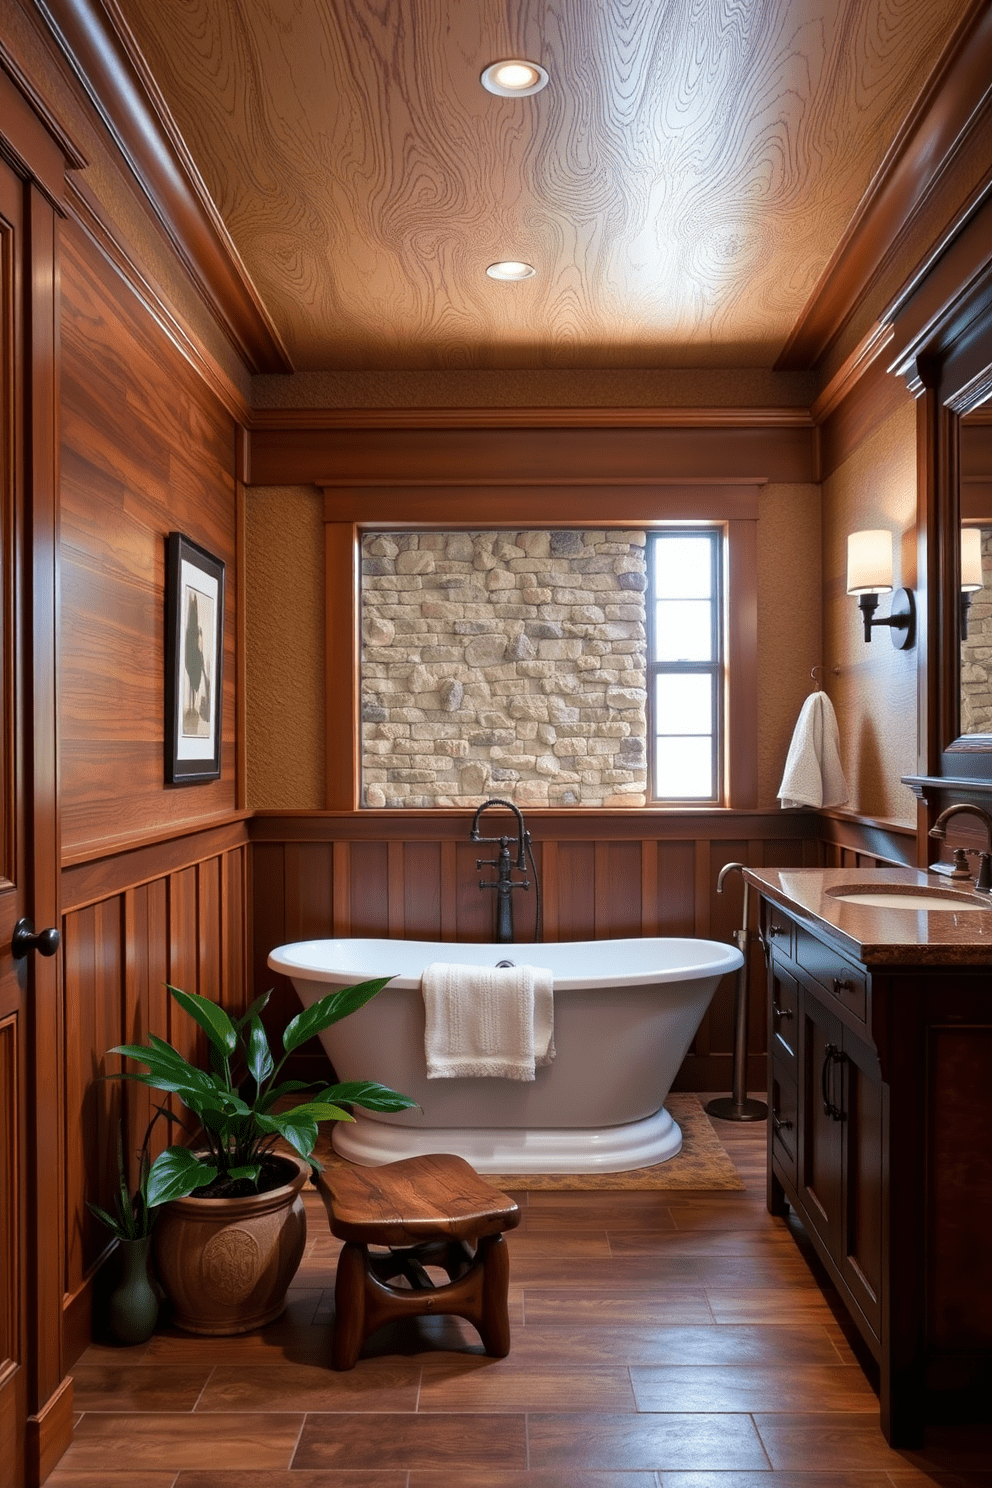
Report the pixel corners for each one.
[929,803,992,893]
[470,798,537,943]
[470,796,527,869]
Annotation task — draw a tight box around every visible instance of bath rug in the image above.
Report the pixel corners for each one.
[477,1094,745,1191]
[308,1093,746,1191]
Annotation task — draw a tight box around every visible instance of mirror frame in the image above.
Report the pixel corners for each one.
[889,190,992,786]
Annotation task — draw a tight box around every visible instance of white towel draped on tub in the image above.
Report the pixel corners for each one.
[777,690,850,809]
[422,962,555,1080]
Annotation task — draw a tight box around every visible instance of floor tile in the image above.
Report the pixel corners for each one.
[630,1363,877,1413]
[659,1473,895,1487]
[607,1228,800,1257]
[194,1360,420,1412]
[418,1356,636,1411]
[175,1475,406,1487]
[705,1287,840,1324]
[508,1322,848,1367]
[522,1288,714,1326]
[753,1412,925,1470]
[71,1365,212,1413]
[527,1411,771,1470]
[410,1475,661,1487]
[57,1414,304,1472]
[293,1411,528,1470]
[46,1475,178,1488]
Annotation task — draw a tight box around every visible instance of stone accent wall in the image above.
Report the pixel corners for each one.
[961,526,992,735]
[361,529,648,807]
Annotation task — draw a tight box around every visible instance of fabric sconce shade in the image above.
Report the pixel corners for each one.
[962,527,984,592]
[846,529,914,647]
[846,529,893,595]
[960,527,984,641]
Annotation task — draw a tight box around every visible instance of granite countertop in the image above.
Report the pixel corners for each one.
[742,866,992,965]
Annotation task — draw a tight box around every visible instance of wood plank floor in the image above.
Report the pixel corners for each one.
[50,1100,992,1487]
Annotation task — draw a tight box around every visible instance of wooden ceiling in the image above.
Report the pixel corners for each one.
[112,0,965,373]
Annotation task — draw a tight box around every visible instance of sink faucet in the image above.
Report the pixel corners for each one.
[929,803,992,892]
[470,798,531,943]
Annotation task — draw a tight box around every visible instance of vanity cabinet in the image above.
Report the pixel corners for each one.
[750,868,992,1449]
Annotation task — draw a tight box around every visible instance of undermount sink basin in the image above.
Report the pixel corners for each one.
[827,886,991,912]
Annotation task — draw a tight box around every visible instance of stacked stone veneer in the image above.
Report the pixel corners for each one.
[961,527,992,735]
[361,529,648,807]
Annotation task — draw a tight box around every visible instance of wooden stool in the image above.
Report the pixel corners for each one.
[315,1152,520,1370]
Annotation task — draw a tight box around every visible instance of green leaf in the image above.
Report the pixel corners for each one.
[145,1147,218,1207]
[278,1101,354,1123]
[317,1080,418,1113]
[254,1110,321,1160]
[225,1164,261,1184]
[259,1079,313,1113]
[246,1017,274,1086]
[234,989,273,1034]
[86,1200,133,1240]
[282,977,393,1054]
[168,985,238,1057]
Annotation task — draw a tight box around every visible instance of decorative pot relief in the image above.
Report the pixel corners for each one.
[201,1227,262,1302]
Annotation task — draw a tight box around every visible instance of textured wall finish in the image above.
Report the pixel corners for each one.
[361,530,647,808]
[756,483,823,809]
[245,486,326,809]
[822,396,918,826]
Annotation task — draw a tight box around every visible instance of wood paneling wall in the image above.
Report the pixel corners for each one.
[59,215,240,861]
[250,810,823,1093]
[59,822,250,1365]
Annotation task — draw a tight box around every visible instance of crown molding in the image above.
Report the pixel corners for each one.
[776,0,992,372]
[35,0,293,375]
[249,406,815,432]
[65,175,251,427]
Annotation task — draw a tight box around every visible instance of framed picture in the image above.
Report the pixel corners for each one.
[165,532,225,784]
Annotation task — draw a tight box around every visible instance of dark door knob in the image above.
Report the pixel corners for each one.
[11,917,61,960]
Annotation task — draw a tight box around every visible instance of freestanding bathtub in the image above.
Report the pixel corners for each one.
[266,936,743,1173]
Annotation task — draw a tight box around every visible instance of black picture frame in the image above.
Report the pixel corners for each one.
[165,532,225,784]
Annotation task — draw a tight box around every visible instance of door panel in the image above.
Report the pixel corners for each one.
[0,157,29,1488]
[0,153,61,1488]
[800,990,844,1253]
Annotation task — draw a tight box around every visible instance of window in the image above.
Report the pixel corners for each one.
[647,528,724,803]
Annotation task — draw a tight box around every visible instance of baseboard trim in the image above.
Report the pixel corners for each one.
[27,1373,73,1488]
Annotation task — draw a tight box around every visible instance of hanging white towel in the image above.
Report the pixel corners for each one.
[778,690,850,809]
[422,962,555,1080]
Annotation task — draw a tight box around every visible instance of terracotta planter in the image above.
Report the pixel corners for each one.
[153,1154,308,1335]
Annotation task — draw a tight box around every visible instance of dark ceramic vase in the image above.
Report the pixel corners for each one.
[107,1235,159,1345]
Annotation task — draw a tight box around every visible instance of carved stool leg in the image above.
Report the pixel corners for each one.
[476,1233,511,1357]
[332,1241,369,1370]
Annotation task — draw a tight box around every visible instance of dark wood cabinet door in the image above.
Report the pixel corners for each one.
[838,1028,884,1339]
[798,988,845,1256]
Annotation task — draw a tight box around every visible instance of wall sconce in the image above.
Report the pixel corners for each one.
[846,529,915,648]
[960,526,984,641]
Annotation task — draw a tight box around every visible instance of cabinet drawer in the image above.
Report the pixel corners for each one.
[770,1063,798,1179]
[794,928,867,1022]
[770,966,799,1068]
[764,904,793,958]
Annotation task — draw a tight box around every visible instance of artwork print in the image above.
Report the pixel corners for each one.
[166,533,225,783]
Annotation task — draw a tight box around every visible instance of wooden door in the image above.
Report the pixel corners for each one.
[0,155,62,1488]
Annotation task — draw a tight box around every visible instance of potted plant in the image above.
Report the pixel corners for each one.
[108,976,415,1335]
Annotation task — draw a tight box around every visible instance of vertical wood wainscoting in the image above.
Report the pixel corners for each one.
[59,822,251,1367]
[251,811,825,1093]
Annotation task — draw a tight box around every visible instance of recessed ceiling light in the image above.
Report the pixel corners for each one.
[481,59,549,97]
[486,261,536,281]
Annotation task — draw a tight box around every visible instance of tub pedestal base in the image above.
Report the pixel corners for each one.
[331,1105,683,1173]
